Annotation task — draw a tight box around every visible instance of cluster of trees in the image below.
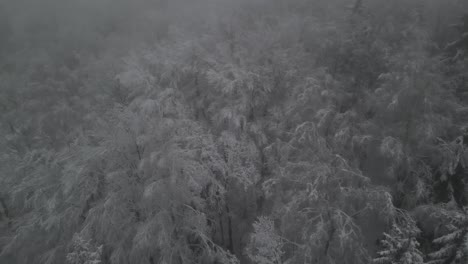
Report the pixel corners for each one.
[1,0,468,263]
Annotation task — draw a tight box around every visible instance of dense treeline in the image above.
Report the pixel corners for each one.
[1,0,468,263]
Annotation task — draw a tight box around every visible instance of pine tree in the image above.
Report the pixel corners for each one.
[66,234,102,264]
[374,214,423,264]
[426,208,468,264]
[245,216,284,264]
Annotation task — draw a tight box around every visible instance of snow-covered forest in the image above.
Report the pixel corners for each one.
[1,0,468,263]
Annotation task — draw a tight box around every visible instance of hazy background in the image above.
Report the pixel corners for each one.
[1,0,468,263]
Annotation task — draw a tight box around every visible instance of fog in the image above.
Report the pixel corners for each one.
[1,0,468,263]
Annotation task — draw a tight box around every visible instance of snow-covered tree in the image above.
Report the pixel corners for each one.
[374,213,423,264]
[66,234,102,264]
[426,207,468,264]
[245,216,284,264]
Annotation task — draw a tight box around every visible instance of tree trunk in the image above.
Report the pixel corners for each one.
[0,197,9,219]
[225,203,234,253]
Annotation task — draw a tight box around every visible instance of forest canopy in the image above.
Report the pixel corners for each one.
[1,0,468,263]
